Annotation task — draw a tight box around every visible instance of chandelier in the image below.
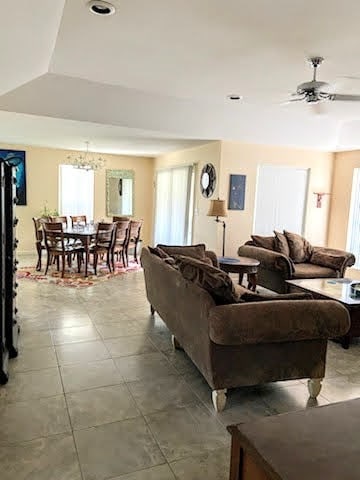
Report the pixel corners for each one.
[67,141,106,171]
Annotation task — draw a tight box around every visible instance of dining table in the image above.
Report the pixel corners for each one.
[63,225,97,277]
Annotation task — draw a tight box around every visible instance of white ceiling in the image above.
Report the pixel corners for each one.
[2,0,360,153]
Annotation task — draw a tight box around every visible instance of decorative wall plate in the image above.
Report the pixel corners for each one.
[200,163,216,198]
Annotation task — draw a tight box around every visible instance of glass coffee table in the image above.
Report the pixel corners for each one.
[286,278,360,349]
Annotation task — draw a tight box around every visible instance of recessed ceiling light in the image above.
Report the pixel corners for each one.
[227,94,243,101]
[88,0,116,16]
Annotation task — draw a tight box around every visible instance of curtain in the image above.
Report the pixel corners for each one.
[154,165,194,245]
[59,165,94,221]
[347,168,360,268]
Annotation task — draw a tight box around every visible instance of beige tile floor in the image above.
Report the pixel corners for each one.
[1,254,360,479]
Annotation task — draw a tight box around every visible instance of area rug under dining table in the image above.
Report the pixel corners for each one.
[17,260,142,288]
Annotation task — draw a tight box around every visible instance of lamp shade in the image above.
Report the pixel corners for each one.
[207,199,227,217]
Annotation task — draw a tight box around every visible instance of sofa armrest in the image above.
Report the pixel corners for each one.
[311,246,356,276]
[205,250,219,267]
[208,300,350,345]
[238,244,294,276]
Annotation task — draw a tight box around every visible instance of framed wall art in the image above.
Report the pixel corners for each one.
[228,174,246,210]
[0,149,26,205]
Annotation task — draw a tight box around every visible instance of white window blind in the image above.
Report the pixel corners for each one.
[154,165,194,245]
[59,165,94,221]
[346,168,360,268]
[254,165,309,235]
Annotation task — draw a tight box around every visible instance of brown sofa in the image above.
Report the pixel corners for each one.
[238,235,355,293]
[141,246,350,411]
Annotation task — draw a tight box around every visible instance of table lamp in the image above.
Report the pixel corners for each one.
[207,199,227,257]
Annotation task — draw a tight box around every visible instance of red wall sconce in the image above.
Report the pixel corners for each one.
[313,192,330,208]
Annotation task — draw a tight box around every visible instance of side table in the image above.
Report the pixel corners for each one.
[218,256,260,292]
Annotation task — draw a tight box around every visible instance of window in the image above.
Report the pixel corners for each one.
[347,168,360,267]
[59,165,94,220]
[154,165,195,245]
[254,165,309,235]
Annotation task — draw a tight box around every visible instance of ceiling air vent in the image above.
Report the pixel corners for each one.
[88,1,116,16]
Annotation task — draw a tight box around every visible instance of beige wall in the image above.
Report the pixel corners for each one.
[328,150,359,250]
[219,142,334,257]
[327,150,360,279]
[154,141,221,251]
[11,138,334,258]
[154,140,333,257]
[3,143,154,253]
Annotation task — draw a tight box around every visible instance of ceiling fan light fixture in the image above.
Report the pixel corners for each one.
[283,56,360,106]
[88,1,116,16]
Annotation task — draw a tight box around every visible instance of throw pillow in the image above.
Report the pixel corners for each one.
[148,246,169,259]
[175,255,240,305]
[239,291,313,302]
[163,257,178,268]
[310,249,346,271]
[284,231,313,263]
[251,235,275,250]
[274,231,290,257]
[157,243,207,260]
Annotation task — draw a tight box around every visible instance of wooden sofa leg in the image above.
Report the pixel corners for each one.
[171,334,182,350]
[212,389,227,412]
[150,305,155,315]
[307,378,323,399]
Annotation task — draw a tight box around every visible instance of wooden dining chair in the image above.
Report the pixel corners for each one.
[32,217,47,271]
[125,220,143,265]
[112,216,130,222]
[50,215,68,229]
[89,222,116,274]
[43,222,84,278]
[112,220,130,270]
[70,215,87,227]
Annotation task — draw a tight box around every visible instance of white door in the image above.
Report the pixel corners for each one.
[154,165,194,245]
[254,165,309,235]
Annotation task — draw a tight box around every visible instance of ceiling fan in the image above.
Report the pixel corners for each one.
[284,57,360,105]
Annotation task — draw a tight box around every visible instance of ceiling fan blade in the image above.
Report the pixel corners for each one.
[329,94,360,102]
[280,97,304,105]
[338,75,360,81]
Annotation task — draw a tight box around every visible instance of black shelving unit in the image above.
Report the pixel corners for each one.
[0,158,19,384]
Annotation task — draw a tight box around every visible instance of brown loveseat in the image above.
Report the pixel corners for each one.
[141,245,350,411]
[238,232,355,293]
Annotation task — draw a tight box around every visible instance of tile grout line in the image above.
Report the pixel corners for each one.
[53,338,86,480]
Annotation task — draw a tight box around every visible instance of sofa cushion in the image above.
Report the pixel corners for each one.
[310,249,348,271]
[157,243,207,261]
[175,255,240,305]
[274,231,290,257]
[251,235,275,251]
[284,231,313,263]
[293,263,338,279]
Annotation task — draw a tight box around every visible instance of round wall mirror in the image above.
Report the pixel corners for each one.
[200,163,216,198]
